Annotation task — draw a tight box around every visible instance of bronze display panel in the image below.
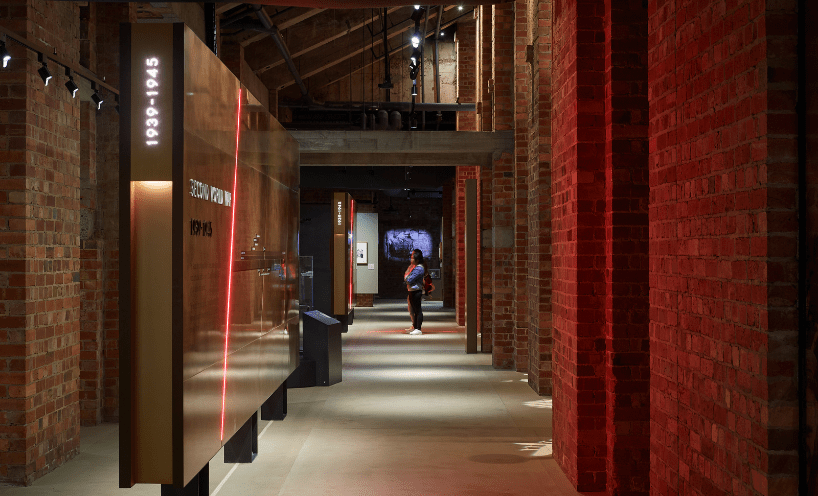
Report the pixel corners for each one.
[331,192,354,316]
[121,23,300,489]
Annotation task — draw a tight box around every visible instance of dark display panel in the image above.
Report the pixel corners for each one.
[121,23,300,488]
[331,192,354,317]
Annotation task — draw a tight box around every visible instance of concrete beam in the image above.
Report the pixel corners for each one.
[291,130,513,167]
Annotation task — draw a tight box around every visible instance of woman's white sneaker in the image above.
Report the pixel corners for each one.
[409,329,422,335]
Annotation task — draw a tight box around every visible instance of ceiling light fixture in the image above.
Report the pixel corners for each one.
[91,83,103,110]
[37,54,52,86]
[64,69,79,98]
[0,40,10,68]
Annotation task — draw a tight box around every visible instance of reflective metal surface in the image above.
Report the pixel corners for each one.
[181,27,300,486]
[124,24,300,488]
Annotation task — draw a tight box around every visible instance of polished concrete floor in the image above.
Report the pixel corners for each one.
[4,300,584,496]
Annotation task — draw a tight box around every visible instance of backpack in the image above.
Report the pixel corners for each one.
[423,273,435,295]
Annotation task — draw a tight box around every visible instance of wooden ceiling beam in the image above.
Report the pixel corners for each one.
[234,7,326,46]
[216,2,242,15]
[245,7,404,77]
[263,6,454,91]
[299,8,469,95]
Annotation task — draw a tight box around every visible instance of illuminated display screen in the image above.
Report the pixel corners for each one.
[383,229,433,262]
[144,57,161,146]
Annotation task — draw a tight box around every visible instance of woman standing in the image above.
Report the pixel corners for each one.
[404,249,425,335]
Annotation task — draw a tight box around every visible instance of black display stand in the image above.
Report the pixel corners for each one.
[303,310,343,386]
[224,411,258,463]
[287,355,317,388]
[160,464,208,496]
[261,381,287,421]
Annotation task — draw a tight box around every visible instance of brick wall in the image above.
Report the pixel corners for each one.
[0,0,83,485]
[443,180,455,308]
[648,0,799,494]
[551,0,607,490]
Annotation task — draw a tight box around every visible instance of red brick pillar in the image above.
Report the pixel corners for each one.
[0,1,83,485]
[478,6,494,132]
[512,1,531,373]
[603,0,649,493]
[490,2,515,368]
[442,180,455,308]
[527,0,553,395]
[551,0,607,491]
[456,17,477,131]
[456,17,479,328]
[648,0,799,494]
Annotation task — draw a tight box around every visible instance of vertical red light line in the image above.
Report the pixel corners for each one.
[220,89,242,441]
[349,199,354,310]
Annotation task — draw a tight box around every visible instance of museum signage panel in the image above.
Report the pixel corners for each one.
[120,23,300,489]
[331,192,354,317]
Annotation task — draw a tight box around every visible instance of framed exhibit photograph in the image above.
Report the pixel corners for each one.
[428,269,441,279]
[356,242,368,265]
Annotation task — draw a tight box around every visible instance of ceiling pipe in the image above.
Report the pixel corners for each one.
[281,100,475,113]
[252,5,313,104]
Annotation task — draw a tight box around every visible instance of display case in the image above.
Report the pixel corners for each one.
[299,255,314,312]
[331,192,355,322]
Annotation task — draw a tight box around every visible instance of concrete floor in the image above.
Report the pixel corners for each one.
[3,300,584,496]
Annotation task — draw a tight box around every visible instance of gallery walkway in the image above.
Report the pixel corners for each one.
[3,300,583,496]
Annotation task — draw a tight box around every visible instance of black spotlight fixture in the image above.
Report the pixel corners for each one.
[0,39,10,68]
[90,83,103,110]
[37,54,52,86]
[64,69,79,98]
[409,47,421,80]
[411,82,418,96]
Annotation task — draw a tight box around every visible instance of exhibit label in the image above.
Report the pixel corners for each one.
[189,179,232,207]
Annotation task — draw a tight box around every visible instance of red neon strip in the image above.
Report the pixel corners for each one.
[221,89,242,441]
[349,199,354,309]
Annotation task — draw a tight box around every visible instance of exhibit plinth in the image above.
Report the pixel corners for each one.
[261,382,287,421]
[224,412,258,464]
[303,310,343,386]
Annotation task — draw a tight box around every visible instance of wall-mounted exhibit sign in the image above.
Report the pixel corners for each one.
[356,242,368,265]
[331,192,354,318]
[120,23,300,489]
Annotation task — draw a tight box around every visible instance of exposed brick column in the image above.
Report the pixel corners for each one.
[95,2,134,422]
[527,0,553,395]
[442,180,455,308]
[0,1,82,485]
[551,0,607,491]
[603,0,650,493]
[478,6,493,132]
[490,2,515,368]
[512,1,531,373]
[456,17,477,131]
[454,166,479,326]
[648,0,799,494]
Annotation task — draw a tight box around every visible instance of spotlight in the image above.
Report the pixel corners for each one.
[411,33,421,48]
[37,54,52,86]
[411,83,417,96]
[0,40,10,68]
[91,84,103,110]
[64,69,78,98]
[409,48,421,79]
[458,5,464,10]
[414,4,420,8]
